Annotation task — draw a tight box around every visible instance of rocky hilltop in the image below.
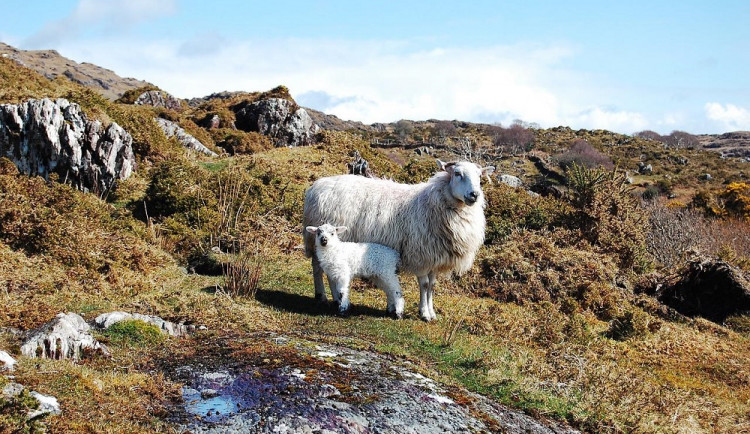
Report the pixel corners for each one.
[0,42,151,101]
[699,130,750,160]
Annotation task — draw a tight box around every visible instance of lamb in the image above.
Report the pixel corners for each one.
[305,224,404,318]
[303,159,494,320]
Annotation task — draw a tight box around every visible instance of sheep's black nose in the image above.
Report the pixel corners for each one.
[320,237,328,246]
[469,191,478,200]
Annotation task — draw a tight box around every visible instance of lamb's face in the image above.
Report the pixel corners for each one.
[306,224,346,248]
[443,161,495,206]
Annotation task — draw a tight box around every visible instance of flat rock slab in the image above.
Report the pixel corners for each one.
[173,335,576,434]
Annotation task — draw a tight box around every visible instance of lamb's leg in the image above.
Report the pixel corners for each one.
[377,275,404,319]
[337,277,351,316]
[312,255,327,303]
[427,271,437,320]
[418,275,432,321]
[327,275,341,307]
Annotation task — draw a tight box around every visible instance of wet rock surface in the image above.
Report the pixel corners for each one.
[0,98,135,193]
[172,335,576,433]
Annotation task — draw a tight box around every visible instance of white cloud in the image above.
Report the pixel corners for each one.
[705,102,750,131]
[24,33,666,133]
[21,0,176,49]
[567,107,649,134]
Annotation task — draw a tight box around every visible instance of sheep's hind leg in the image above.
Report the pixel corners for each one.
[312,255,328,304]
[427,271,437,320]
[418,275,433,321]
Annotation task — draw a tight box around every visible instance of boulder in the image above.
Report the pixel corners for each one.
[154,118,217,156]
[234,98,320,147]
[21,312,109,360]
[94,311,194,337]
[0,98,134,193]
[498,174,523,188]
[657,257,750,323]
[134,90,182,111]
[0,349,16,371]
[346,150,374,178]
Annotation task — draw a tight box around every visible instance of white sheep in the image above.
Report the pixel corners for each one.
[303,159,494,321]
[305,224,404,318]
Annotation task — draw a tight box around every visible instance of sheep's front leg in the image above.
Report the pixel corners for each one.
[418,274,434,321]
[337,276,351,316]
[379,275,404,319]
[312,255,327,303]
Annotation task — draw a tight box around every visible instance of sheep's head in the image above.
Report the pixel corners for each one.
[437,160,495,206]
[306,224,347,247]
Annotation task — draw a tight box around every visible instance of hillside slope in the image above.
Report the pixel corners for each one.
[1,47,749,434]
[0,42,151,100]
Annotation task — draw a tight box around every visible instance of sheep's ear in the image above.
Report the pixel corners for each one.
[335,226,348,234]
[436,159,455,173]
[481,166,495,176]
[305,226,318,234]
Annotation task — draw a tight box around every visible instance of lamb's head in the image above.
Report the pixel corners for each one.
[437,160,495,206]
[306,224,347,248]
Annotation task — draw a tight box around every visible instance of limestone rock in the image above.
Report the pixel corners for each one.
[155,118,217,157]
[134,90,182,111]
[0,98,134,193]
[21,312,108,360]
[94,311,194,337]
[498,174,523,188]
[234,98,320,147]
[0,350,16,371]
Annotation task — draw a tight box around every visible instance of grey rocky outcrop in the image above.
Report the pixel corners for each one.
[21,312,108,360]
[0,98,134,193]
[134,90,182,111]
[155,118,217,156]
[234,98,320,147]
[94,311,194,337]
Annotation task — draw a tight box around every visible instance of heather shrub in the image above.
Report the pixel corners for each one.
[554,139,614,170]
[475,230,622,319]
[215,129,273,155]
[492,122,535,155]
[483,183,572,244]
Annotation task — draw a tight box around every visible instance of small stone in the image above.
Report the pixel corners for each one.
[28,391,61,419]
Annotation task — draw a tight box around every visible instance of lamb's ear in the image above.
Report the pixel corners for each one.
[335,226,348,235]
[481,166,495,176]
[305,226,318,234]
[436,159,447,171]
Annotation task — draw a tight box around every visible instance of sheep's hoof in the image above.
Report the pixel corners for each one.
[336,308,350,318]
[392,311,403,320]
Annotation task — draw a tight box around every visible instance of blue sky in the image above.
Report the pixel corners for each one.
[2,0,749,134]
